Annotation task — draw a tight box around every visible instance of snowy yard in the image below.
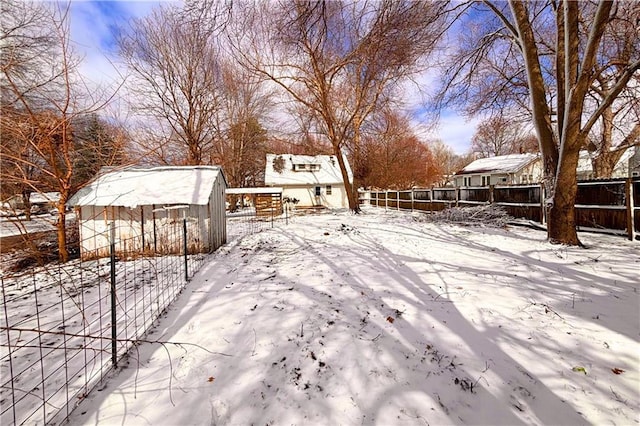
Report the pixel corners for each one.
[70,207,639,425]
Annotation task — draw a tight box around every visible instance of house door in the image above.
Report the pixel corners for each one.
[314,186,321,206]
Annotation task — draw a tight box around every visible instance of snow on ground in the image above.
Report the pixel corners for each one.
[70,207,639,425]
[0,213,75,238]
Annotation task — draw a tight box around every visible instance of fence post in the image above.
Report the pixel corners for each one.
[489,185,494,205]
[626,178,634,241]
[411,189,414,212]
[183,217,189,281]
[429,187,433,214]
[109,221,117,368]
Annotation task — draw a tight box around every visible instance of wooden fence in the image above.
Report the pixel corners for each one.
[364,178,639,241]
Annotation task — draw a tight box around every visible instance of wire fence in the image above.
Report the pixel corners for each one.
[1,216,209,425]
[226,202,295,242]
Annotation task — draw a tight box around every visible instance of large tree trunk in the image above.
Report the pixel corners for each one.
[548,150,581,245]
[335,148,360,213]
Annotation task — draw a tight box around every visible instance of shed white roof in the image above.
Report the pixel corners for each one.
[457,154,539,175]
[68,166,225,208]
[264,154,352,186]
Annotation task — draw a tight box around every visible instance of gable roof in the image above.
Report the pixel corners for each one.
[68,166,226,208]
[577,147,636,174]
[30,192,60,204]
[264,154,352,186]
[457,154,539,175]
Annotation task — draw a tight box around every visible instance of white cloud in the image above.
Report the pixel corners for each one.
[67,1,180,106]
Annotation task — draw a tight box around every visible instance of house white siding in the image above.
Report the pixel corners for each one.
[264,154,353,209]
[282,184,349,209]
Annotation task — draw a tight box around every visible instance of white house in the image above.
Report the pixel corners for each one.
[68,166,227,259]
[454,153,542,187]
[577,147,638,180]
[264,154,353,208]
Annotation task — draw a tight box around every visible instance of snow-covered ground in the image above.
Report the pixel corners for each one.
[69,207,639,425]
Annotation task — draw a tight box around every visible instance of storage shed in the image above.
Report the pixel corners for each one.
[68,166,227,259]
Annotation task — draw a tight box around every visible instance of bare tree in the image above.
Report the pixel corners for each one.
[471,116,538,158]
[209,61,274,186]
[428,140,476,187]
[437,1,640,244]
[235,0,450,212]
[361,109,436,189]
[118,4,229,165]
[1,2,125,262]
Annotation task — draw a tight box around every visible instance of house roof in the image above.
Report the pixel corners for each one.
[457,154,539,175]
[30,192,60,204]
[68,166,226,208]
[264,154,352,186]
[577,147,636,173]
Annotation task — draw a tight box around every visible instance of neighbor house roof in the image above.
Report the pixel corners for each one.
[264,154,352,186]
[68,166,226,208]
[30,192,60,204]
[457,153,540,175]
[577,148,636,174]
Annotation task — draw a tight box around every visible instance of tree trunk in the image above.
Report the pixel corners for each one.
[548,146,582,245]
[22,191,32,221]
[592,152,620,178]
[335,149,360,213]
[56,201,69,262]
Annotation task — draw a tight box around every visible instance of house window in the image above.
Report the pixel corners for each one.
[326,185,332,195]
[315,186,321,196]
[463,177,471,187]
[310,164,320,171]
[521,175,528,183]
[297,164,306,170]
[481,175,490,186]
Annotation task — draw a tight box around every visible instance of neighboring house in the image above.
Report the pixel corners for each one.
[30,192,61,213]
[2,192,60,214]
[264,154,353,208]
[454,153,542,187]
[577,147,638,180]
[630,146,640,178]
[68,166,227,259]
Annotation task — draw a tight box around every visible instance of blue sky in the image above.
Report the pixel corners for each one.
[66,0,475,154]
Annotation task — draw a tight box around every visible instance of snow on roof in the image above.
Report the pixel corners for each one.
[457,153,539,175]
[30,192,60,204]
[68,166,225,208]
[264,154,352,186]
[577,148,636,173]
